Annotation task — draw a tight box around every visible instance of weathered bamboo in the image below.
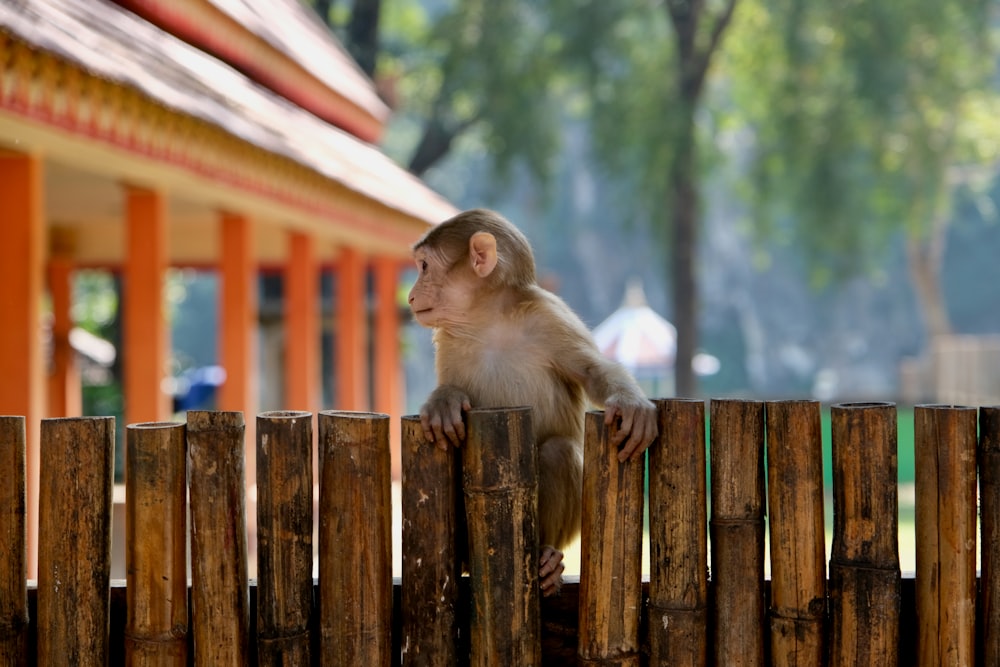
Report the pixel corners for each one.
[36,416,115,666]
[317,411,393,666]
[462,407,541,667]
[765,400,827,667]
[646,398,708,667]
[578,410,645,667]
[981,406,1000,666]
[914,404,977,667]
[256,411,313,665]
[828,402,900,665]
[186,410,250,666]
[124,421,189,665]
[0,416,27,666]
[400,414,462,666]
[709,399,766,667]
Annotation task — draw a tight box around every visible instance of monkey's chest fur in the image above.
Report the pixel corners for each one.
[434,324,586,444]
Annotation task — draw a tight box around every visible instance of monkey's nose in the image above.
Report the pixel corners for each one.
[407,292,415,304]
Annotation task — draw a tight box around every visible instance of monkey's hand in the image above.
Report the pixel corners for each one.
[539,545,565,597]
[604,395,658,463]
[419,385,472,449]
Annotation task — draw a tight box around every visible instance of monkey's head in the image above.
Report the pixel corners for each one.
[408,209,537,328]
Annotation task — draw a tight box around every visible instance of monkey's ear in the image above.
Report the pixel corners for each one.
[469,232,498,278]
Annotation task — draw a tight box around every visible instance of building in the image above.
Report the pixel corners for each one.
[0,0,456,574]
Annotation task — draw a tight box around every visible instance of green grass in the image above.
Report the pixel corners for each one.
[819,406,916,487]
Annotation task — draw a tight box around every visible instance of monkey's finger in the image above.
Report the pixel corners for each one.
[618,420,658,462]
[604,407,627,445]
[540,566,564,597]
[423,412,454,450]
[439,421,464,448]
[419,413,438,444]
[539,546,565,597]
[448,406,466,443]
[617,438,639,463]
[616,428,648,462]
[539,545,563,577]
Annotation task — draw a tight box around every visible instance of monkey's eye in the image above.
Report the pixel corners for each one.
[418,259,428,273]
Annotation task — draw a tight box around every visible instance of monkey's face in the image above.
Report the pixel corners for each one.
[408,247,477,329]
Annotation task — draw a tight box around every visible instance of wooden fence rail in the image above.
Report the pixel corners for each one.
[1,400,999,665]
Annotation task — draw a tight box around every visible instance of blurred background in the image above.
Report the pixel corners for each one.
[67,0,1000,414]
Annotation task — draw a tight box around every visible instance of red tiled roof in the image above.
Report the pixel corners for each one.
[114,0,390,141]
[0,0,455,225]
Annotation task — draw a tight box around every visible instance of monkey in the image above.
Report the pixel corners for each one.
[407,208,658,597]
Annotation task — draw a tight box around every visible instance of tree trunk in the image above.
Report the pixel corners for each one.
[672,114,699,398]
[906,213,951,341]
[347,0,381,77]
[665,0,738,398]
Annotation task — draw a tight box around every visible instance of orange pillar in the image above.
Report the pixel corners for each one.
[123,186,170,425]
[335,246,368,411]
[0,152,45,577]
[218,212,258,416]
[372,256,403,478]
[218,212,258,494]
[46,234,82,418]
[284,231,319,412]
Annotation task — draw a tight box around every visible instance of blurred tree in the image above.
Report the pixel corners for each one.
[547,0,738,396]
[313,0,999,395]
[311,0,566,183]
[317,0,739,395]
[728,0,1000,343]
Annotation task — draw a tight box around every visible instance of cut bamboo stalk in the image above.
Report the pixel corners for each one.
[256,411,313,665]
[765,400,827,667]
[317,411,393,666]
[36,416,115,666]
[915,404,977,667]
[709,399,766,667]
[0,416,27,666]
[463,407,541,667]
[647,399,708,667]
[400,414,462,666]
[981,406,1000,666]
[187,410,250,666]
[828,402,899,665]
[125,421,188,665]
[577,410,645,667]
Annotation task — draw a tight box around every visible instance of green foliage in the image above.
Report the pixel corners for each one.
[72,270,118,336]
[376,0,571,185]
[726,0,999,283]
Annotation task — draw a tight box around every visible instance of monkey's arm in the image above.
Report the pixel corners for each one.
[543,302,657,461]
[582,357,658,462]
[419,384,472,448]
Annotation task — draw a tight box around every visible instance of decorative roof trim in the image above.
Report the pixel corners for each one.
[113,0,389,143]
[0,29,448,257]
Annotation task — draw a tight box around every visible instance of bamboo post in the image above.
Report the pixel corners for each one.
[317,411,393,666]
[914,404,977,667]
[187,410,250,666]
[463,407,541,667]
[647,398,708,667]
[256,411,314,665]
[125,421,189,665]
[36,417,115,666]
[765,400,827,667]
[400,415,462,666]
[981,406,1000,665]
[828,402,900,665]
[709,399,766,667]
[0,416,27,666]
[578,410,645,667]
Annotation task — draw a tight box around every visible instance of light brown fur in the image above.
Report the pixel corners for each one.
[408,208,658,591]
